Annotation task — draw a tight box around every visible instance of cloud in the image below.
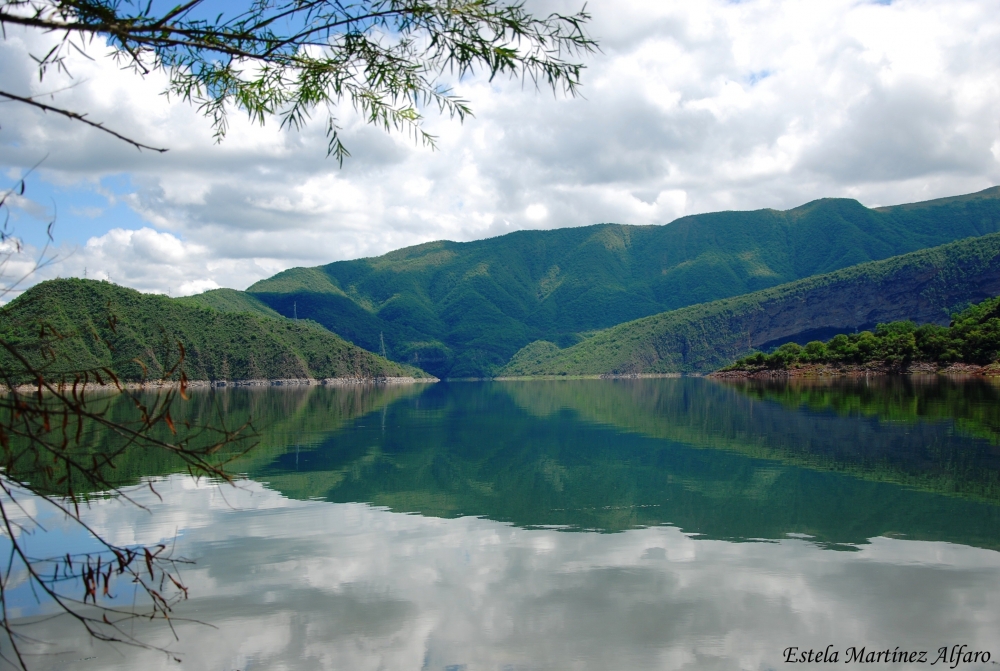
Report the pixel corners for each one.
[2,0,1000,295]
[0,229,263,298]
[22,473,1000,670]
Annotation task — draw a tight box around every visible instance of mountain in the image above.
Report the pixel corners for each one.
[175,287,284,319]
[0,279,430,382]
[499,231,1000,376]
[245,187,1000,377]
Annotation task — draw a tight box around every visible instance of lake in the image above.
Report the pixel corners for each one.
[6,377,1000,670]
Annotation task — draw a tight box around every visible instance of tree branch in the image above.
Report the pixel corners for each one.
[0,89,168,153]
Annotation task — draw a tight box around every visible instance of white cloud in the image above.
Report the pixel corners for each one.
[2,0,1000,295]
[0,229,266,298]
[525,203,549,221]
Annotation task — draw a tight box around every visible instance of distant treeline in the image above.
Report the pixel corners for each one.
[723,296,1000,371]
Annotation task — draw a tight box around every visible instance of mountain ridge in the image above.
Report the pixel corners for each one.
[244,186,1000,377]
[499,232,1000,376]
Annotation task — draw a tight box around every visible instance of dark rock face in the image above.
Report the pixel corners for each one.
[667,238,1000,371]
[742,253,1000,351]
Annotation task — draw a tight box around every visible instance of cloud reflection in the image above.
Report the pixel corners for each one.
[22,475,1000,671]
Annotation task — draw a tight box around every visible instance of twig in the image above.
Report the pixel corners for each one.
[0,90,167,153]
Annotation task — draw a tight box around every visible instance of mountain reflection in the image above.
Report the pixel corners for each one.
[31,378,1000,550]
[241,378,1000,549]
[15,378,1000,671]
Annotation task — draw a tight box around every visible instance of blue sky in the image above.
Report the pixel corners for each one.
[3,0,1000,296]
[6,173,145,250]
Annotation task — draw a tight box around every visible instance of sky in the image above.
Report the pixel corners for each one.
[2,0,1000,297]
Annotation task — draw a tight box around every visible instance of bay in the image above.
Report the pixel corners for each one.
[7,377,1000,670]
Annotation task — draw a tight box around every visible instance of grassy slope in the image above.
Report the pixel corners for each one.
[499,232,1000,376]
[175,288,283,319]
[0,279,430,382]
[245,187,1000,378]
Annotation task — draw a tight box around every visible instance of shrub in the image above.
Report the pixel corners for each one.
[802,340,828,362]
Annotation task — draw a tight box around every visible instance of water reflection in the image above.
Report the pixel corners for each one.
[9,378,1000,670]
[243,379,1000,549]
[34,477,1000,671]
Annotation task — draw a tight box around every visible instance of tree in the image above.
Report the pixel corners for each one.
[1,0,596,161]
[0,1,596,666]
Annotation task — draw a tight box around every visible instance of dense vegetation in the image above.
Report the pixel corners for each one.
[500,232,1000,376]
[175,287,284,319]
[0,279,429,382]
[724,295,1000,371]
[241,187,1000,377]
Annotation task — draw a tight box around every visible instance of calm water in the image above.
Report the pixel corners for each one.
[7,377,1000,670]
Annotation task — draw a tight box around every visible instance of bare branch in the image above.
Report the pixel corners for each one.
[0,89,168,153]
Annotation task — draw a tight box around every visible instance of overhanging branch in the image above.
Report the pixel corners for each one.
[0,89,168,153]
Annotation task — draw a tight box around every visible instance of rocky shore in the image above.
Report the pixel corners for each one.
[8,376,438,394]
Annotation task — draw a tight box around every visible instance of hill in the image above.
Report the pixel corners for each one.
[499,232,1000,376]
[718,295,1000,374]
[175,287,283,319]
[244,187,1000,377]
[0,279,430,383]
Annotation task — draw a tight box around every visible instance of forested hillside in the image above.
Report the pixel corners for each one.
[0,279,429,383]
[244,187,1000,377]
[175,287,284,319]
[721,295,1000,373]
[500,232,1000,376]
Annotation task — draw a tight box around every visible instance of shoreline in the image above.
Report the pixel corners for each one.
[8,376,438,394]
[473,373,684,381]
[709,361,1000,379]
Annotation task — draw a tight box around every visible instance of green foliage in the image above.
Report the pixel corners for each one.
[2,0,596,161]
[0,279,430,382]
[802,340,828,362]
[727,296,1000,370]
[175,288,283,319]
[244,187,1000,377]
[500,230,1000,376]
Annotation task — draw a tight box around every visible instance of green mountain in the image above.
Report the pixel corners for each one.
[500,232,1000,376]
[244,187,1000,377]
[0,279,430,382]
[175,287,283,319]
